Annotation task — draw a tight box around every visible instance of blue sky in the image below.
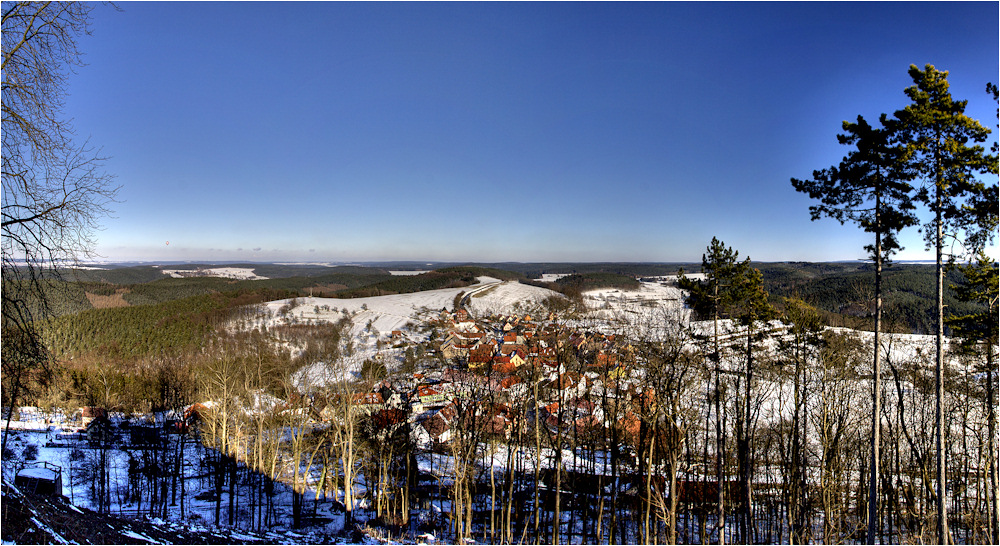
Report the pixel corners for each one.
[65,2,998,263]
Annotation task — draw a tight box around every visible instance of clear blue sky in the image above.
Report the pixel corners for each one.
[65,1,998,263]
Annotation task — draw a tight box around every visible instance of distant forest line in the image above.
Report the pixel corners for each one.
[9,262,984,354]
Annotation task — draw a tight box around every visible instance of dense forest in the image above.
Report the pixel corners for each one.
[20,261,977,338]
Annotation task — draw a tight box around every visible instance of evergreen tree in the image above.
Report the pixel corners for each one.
[729,262,776,543]
[678,237,750,545]
[947,252,999,543]
[791,113,917,543]
[892,64,998,544]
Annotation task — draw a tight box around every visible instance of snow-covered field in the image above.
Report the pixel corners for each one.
[533,273,571,282]
[259,275,693,345]
[572,275,694,330]
[161,267,268,280]
[464,280,562,316]
[261,277,500,337]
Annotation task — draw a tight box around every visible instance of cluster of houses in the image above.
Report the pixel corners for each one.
[319,308,653,452]
[58,307,657,463]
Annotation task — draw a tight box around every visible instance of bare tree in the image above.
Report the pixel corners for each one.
[2,1,119,450]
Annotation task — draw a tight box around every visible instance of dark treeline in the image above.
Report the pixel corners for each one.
[764,264,981,335]
[12,261,980,343]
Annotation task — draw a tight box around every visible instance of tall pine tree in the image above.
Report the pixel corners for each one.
[678,237,745,546]
[892,64,997,544]
[729,263,776,543]
[791,112,917,544]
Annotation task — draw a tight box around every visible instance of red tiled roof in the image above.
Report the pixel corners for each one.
[352,392,385,406]
[499,376,523,390]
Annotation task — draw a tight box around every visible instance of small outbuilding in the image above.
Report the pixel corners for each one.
[15,462,63,496]
[86,416,114,446]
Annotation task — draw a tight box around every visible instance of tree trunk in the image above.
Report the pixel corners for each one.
[713,290,726,546]
[987,350,998,544]
[867,216,883,544]
[934,189,950,545]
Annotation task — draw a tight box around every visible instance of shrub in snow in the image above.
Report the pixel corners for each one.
[22,444,38,461]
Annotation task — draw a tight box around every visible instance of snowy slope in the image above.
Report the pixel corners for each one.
[261,277,563,338]
[261,277,500,337]
[569,277,693,331]
[464,280,564,316]
[162,267,267,280]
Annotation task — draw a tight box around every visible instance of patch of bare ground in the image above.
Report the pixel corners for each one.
[85,288,130,309]
[305,283,348,296]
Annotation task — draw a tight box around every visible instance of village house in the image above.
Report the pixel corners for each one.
[480,403,515,440]
[491,355,516,375]
[499,342,528,356]
[498,375,528,400]
[412,403,457,447]
[368,408,409,440]
[542,372,588,402]
[80,406,106,428]
[351,392,385,415]
[507,349,527,368]
[414,384,448,409]
[592,350,619,369]
[468,345,495,369]
[440,339,475,360]
[85,415,114,445]
[15,462,63,496]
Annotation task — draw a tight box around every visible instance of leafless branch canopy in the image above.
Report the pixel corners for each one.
[2,1,119,273]
[2,1,119,421]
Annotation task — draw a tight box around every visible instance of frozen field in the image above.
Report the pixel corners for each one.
[161,267,268,280]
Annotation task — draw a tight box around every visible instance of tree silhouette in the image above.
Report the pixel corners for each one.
[2,1,119,453]
[791,112,917,543]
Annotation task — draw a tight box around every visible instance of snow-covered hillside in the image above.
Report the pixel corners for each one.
[259,277,562,337]
[162,267,267,280]
[464,279,563,316]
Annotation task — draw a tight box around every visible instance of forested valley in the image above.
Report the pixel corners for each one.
[2,254,997,544]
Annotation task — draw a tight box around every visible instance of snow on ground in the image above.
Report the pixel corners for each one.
[2,424,345,542]
[464,280,563,317]
[261,277,563,339]
[259,277,500,384]
[261,277,501,337]
[260,278,563,389]
[533,273,571,282]
[388,270,430,276]
[161,267,268,280]
[571,277,692,331]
